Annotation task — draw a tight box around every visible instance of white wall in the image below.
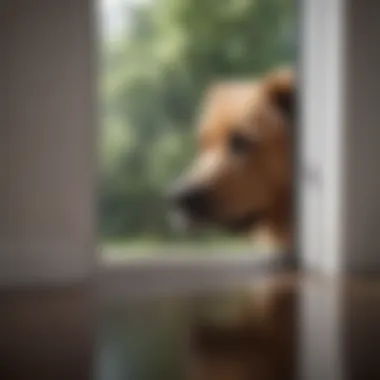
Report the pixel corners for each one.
[301,0,380,274]
[300,0,345,274]
[0,0,97,285]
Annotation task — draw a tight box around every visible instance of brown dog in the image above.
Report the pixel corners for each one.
[170,68,295,250]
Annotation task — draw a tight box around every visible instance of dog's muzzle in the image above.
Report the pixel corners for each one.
[223,211,266,233]
[168,182,211,221]
[168,182,266,234]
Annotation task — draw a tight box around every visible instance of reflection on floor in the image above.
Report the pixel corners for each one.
[0,275,380,380]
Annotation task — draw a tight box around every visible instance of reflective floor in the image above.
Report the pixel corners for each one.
[0,274,380,380]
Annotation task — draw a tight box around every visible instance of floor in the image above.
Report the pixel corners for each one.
[0,274,379,380]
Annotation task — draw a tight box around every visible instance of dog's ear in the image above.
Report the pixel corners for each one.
[264,68,295,123]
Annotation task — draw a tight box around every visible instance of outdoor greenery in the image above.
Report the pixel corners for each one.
[99,0,296,246]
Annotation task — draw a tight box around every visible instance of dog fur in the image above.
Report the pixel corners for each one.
[171,68,295,250]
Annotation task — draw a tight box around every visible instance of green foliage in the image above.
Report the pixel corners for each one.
[99,0,296,241]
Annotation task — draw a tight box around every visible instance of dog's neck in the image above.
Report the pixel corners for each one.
[251,188,293,251]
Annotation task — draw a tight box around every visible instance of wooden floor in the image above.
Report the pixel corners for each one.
[0,274,379,380]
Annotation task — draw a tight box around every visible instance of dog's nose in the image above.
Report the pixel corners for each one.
[169,184,210,218]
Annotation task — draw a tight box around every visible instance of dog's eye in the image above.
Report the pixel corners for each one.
[228,132,252,155]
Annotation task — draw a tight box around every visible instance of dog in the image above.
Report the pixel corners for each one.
[169,68,295,250]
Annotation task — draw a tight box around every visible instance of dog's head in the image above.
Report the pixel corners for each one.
[169,68,295,234]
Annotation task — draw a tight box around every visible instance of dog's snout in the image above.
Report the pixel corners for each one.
[170,184,210,218]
